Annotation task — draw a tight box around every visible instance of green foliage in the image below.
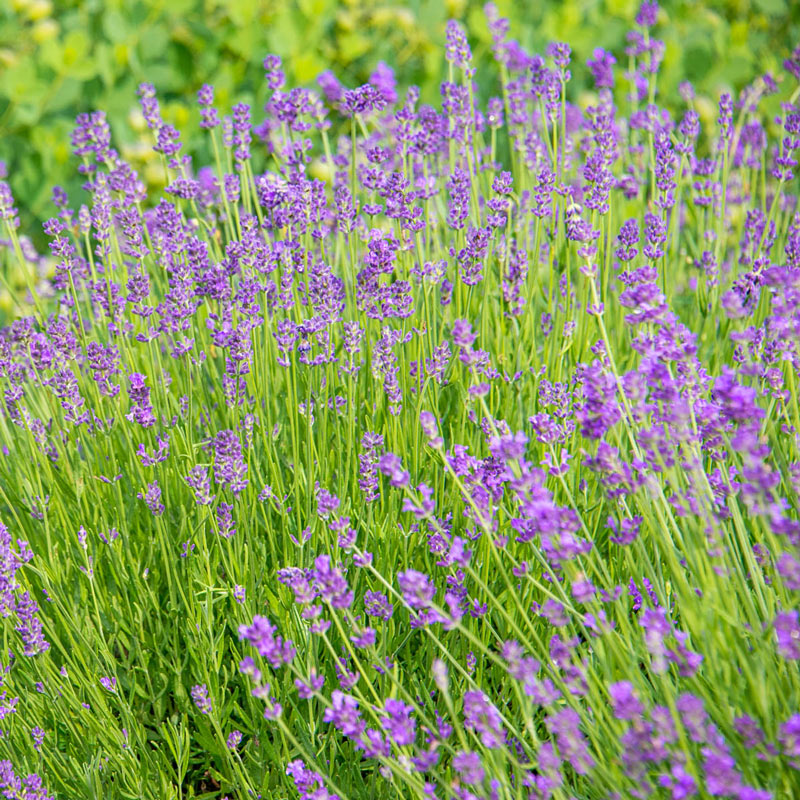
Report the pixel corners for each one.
[0,0,797,246]
[2,1,800,797]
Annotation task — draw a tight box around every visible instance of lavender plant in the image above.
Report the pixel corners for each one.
[1,4,800,799]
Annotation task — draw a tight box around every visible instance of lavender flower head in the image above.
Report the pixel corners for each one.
[445,20,473,70]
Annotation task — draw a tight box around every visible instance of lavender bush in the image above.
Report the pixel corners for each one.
[1,3,800,798]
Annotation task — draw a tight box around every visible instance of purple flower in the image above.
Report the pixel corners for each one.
[263,54,285,90]
[184,466,214,506]
[643,212,667,260]
[779,714,800,768]
[323,690,365,739]
[547,41,571,72]
[784,45,800,81]
[48,369,90,426]
[419,411,443,448]
[734,715,765,749]
[489,431,528,461]
[447,169,471,230]
[636,0,659,27]
[609,681,644,720]
[452,750,484,785]
[658,764,697,799]
[702,742,741,796]
[676,694,708,743]
[198,84,220,129]
[539,599,569,627]
[342,85,386,117]
[294,670,325,699]
[402,484,435,520]
[15,592,50,656]
[126,373,156,429]
[213,429,249,496]
[191,684,212,715]
[545,708,595,775]
[378,452,409,488]
[137,480,165,517]
[216,502,236,539]
[313,555,353,609]
[717,92,734,148]
[369,61,396,105]
[587,48,616,88]
[452,319,477,348]
[364,591,394,621]
[445,20,472,70]
[238,616,296,668]
[0,763,54,800]
[457,226,491,286]
[137,82,162,129]
[778,554,800,591]
[231,103,251,165]
[532,168,555,217]
[286,759,338,800]
[316,488,340,518]
[609,516,642,546]
[137,434,169,467]
[462,691,504,748]
[775,611,800,660]
[381,698,416,746]
[317,70,343,103]
[226,730,242,750]
[0,182,19,228]
[487,97,504,128]
[397,570,435,610]
[155,124,181,159]
[641,607,671,673]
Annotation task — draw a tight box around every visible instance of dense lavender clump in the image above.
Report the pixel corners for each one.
[0,3,799,799]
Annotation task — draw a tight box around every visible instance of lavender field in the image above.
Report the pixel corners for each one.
[1,2,800,798]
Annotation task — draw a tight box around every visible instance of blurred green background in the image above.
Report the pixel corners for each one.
[1,0,798,246]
